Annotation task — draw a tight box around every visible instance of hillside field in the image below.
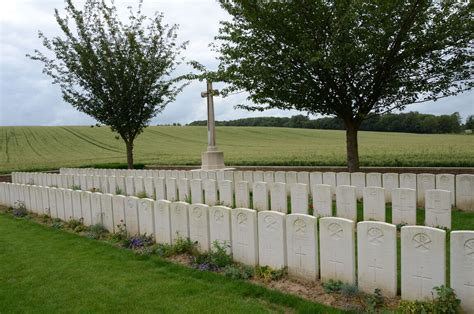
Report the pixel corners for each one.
[0,126,473,173]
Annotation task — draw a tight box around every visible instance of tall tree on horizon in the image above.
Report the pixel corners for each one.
[28,0,188,168]
[214,0,473,171]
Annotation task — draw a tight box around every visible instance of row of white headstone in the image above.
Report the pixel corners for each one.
[0,182,472,312]
[15,169,474,211]
[9,171,458,228]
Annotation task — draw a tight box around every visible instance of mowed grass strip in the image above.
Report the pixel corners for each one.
[1,125,474,172]
[0,213,340,313]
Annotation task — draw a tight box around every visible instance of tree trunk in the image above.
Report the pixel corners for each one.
[125,140,134,169]
[345,120,360,172]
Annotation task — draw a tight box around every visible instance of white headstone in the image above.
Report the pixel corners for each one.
[253,171,264,183]
[363,187,386,222]
[100,194,114,233]
[417,174,435,207]
[209,206,232,253]
[115,176,126,195]
[264,171,275,187]
[134,176,145,196]
[166,177,178,202]
[350,172,366,201]
[90,192,103,225]
[336,172,350,186]
[153,177,166,201]
[400,173,417,191]
[125,196,139,235]
[191,170,201,180]
[270,182,287,213]
[235,181,250,208]
[224,171,234,182]
[125,176,135,196]
[81,191,93,226]
[319,217,355,284]
[244,171,254,191]
[297,172,310,187]
[323,172,336,199]
[286,171,298,195]
[258,211,286,269]
[189,203,210,252]
[200,170,208,180]
[450,231,474,313]
[92,176,101,191]
[401,226,445,301]
[435,174,455,206]
[382,173,399,203]
[274,171,286,183]
[312,184,332,217]
[309,172,323,187]
[178,178,190,202]
[154,200,172,244]
[203,179,218,206]
[234,171,243,183]
[291,183,309,215]
[392,188,417,225]
[170,201,189,243]
[107,176,117,195]
[144,177,154,199]
[138,198,154,236]
[71,190,82,220]
[55,188,66,220]
[357,221,397,296]
[99,175,109,194]
[47,187,57,218]
[112,195,126,230]
[190,179,203,204]
[231,208,258,266]
[336,185,357,221]
[366,173,382,187]
[207,171,217,181]
[456,174,474,211]
[425,189,451,229]
[218,180,233,207]
[253,181,269,211]
[286,214,318,281]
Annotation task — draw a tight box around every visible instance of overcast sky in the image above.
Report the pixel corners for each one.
[0,0,472,126]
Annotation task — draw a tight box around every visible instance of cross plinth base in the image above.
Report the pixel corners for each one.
[201,149,226,170]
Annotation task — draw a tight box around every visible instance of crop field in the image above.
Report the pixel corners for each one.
[0,126,473,173]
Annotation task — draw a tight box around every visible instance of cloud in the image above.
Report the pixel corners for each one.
[1,0,472,126]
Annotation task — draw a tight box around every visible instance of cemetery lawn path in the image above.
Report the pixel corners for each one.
[0,213,341,314]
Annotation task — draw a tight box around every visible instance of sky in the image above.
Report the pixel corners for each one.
[0,0,472,126]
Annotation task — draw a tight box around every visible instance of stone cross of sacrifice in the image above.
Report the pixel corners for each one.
[201,80,219,151]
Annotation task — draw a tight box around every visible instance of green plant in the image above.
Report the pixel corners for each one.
[155,243,174,258]
[111,221,127,241]
[115,186,124,195]
[208,241,233,268]
[397,300,434,313]
[322,279,343,294]
[255,265,286,282]
[340,284,359,298]
[123,233,154,249]
[70,184,81,190]
[50,185,58,188]
[51,218,64,229]
[223,264,254,280]
[136,191,148,199]
[432,285,460,313]
[12,201,28,218]
[365,288,384,312]
[87,223,108,240]
[172,237,197,255]
[184,195,192,204]
[66,218,86,232]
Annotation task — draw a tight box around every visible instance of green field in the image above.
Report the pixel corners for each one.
[1,126,473,173]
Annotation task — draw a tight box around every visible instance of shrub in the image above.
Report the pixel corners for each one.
[365,288,384,312]
[87,223,108,239]
[155,243,174,258]
[115,186,124,195]
[322,279,343,293]
[111,222,127,241]
[340,283,359,298]
[208,241,233,268]
[172,237,197,255]
[223,264,254,280]
[66,218,86,232]
[123,234,154,249]
[255,265,286,282]
[51,218,64,229]
[12,201,28,218]
[136,191,148,199]
[397,300,434,313]
[70,184,81,190]
[432,285,460,313]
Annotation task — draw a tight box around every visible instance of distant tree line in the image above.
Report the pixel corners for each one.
[188,112,473,134]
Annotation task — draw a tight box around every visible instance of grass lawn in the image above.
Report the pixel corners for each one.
[0,212,341,313]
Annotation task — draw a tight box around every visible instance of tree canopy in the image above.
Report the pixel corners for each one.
[214,0,473,170]
[28,0,187,168]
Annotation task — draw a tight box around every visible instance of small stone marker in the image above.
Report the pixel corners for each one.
[363,187,386,221]
[112,195,126,229]
[336,172,350,186]
[235,181,250,208]
[101,194,114,233]
[258,211,286,269]
[178,178,190,202]
[312,184,332,217]
[153,177,166,200]
[416,174,435,207]
[209,206,232,253]
[286,214,318,281]
[125,196,139,235]
[456,174,474,211]
[253,181,269,211]
[270,182,287,213]
[400,173,417,190]
[190,179,204,204]
[366,172,382,187]
[218,180,233,207]
[435,174,455,206]
[203,179,218,206]
[189,203,210,252]
[401,226,445,301]
[291,183,309,214]
[425,189,451,229]
[125,176,135,196]
[357,221,397,296]
[154,200,172,244]
[336,185,357,221]
[144,177,154,199]
[319,217,356,284]
[350,172,366,201]
[392,188,417,225]
[323,172,336,199]
[309,171,323,187]
[90,192,103,225]
[170,201,190,243]
[382,173,399,203]
[166,178,178,202]
[81,191,93,226]
[231,208,258,266]
[450,231,474,313]
[138,198,155,236]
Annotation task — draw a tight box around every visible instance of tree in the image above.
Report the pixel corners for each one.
[28,0,187,168]
[214,0,473,171]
